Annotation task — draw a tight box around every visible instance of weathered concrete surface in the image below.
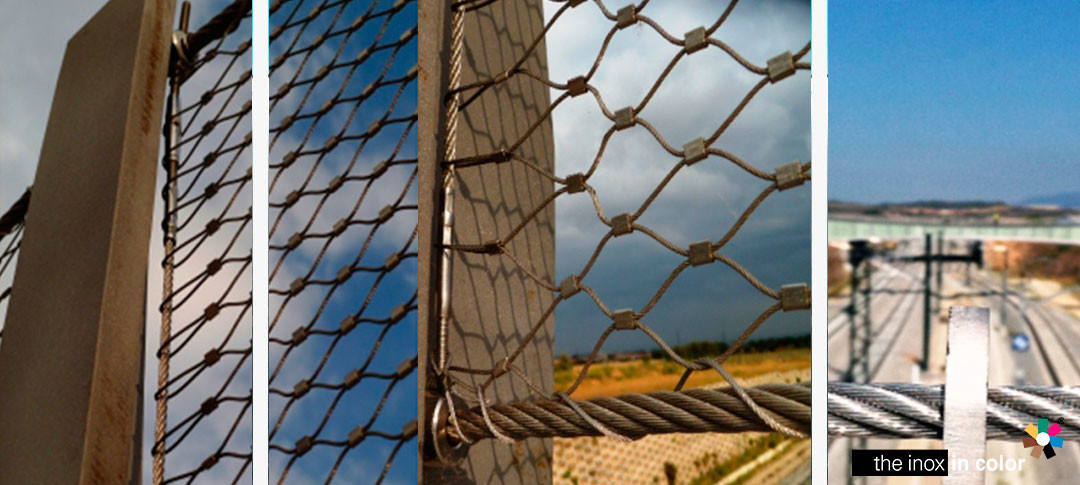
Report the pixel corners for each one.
[0,0,174,483]
[419,0,555,482]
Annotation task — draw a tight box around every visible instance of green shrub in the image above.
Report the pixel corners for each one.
[663,462,677,485]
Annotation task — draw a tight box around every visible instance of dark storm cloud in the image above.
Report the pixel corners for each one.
[542,0,811,354]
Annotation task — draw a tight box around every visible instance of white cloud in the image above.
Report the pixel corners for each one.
[0,0,108,206]
[267,3,419,483]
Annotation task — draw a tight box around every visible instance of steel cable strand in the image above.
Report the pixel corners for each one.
[449,383,812,442]
[700,360,808,438]
[828,383,1080,439]
[185,0,252,61]
[827,388,939,438]
[154,73,180,485]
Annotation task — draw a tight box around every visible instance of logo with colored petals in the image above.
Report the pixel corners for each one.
[1023,418,1064,459]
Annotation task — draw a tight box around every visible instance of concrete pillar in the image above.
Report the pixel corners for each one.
[419,0,556,482]
[0,0,174,483]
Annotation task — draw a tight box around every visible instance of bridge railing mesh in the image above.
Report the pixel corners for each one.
[0,189,29,348]
[267,0,419,482]
[432,0,812,447]
[154,1,253,483]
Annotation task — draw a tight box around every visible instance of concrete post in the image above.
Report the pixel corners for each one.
[0,0,174,483]
[418,0,555,483]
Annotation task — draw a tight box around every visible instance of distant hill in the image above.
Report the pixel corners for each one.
[828,198,1080,225]
[1020,192,1080,209]
[648,334,811,361]
[898,200,1006,209]
[828,200,1007,210]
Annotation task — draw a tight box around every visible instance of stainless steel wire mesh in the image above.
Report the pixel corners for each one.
[0,189,29,347]
[432,0,812,446]
[268,0,419,482]
[154,1,253,483]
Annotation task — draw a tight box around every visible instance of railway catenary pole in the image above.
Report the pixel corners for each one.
[1001,246,1009,329]
[861,256,871,380]
[847,264,858,381]
[936,231,944,313]
[846,241,865,382]
[965,244,972,286]
[922,233,932,371]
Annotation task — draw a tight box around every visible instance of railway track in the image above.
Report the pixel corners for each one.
[827,243,1080,484]
[963,271,1080,385]
[827,260,924,382]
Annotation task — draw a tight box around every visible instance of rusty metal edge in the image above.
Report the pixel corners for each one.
[417,0,452,480]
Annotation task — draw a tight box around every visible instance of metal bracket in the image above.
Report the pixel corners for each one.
[286,232,302,250]
[780,283,810,311]
[431,397,469,466]
[688,241,713,266]
[169,3,193,81]
[565,172,586,193]
[559,274,580,298]
[611,213,633,236]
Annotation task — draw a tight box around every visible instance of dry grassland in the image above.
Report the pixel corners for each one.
[554,348,810,399]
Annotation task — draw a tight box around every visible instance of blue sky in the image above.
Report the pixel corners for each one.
[830,0,1080,205]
